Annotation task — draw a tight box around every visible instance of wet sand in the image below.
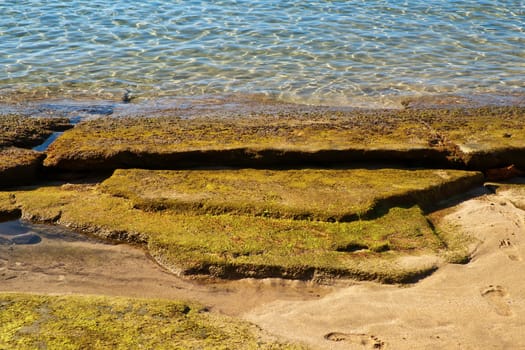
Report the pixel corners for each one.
[0,221,334,317]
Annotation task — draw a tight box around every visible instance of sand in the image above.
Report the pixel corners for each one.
[2,183,525,349]
[245,185,525,349]
[0,223,334,317]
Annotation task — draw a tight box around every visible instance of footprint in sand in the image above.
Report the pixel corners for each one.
[324,332,384,349]
[499,239,522,261]
[481,285,512,316]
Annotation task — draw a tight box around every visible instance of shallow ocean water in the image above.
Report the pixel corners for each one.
[0,0,524,107]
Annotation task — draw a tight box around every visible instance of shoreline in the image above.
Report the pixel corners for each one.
[1,91,525,119]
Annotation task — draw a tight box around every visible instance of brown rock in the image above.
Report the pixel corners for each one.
[0,148,45,187]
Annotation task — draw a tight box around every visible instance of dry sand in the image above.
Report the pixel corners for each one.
[245,186,525,349]
[2,184,525,349]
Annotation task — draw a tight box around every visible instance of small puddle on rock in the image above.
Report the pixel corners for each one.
[0,219,107,245]
[0,220,42,245]
[32,132,63,152]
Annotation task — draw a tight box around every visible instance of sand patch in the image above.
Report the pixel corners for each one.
[244,186,525,349]
[481,285,512,317]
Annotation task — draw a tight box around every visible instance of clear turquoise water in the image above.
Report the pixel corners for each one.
[1,0,524,107]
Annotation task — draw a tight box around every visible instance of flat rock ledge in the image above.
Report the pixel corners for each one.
[42,107,525,173]
[0,115,71,149]
[1,106,524,283]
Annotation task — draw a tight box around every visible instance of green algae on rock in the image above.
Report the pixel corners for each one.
[0,293,304,349]
[0,115,71,149]
[42,112,443,171]
[0,184,460,282]
[0,192,20,220]
[0,148,45,187]
[429,107,525,169]
[101,168,483,221]
[42,107,525,172]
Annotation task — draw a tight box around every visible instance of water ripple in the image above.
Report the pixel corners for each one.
[0,0,524,107]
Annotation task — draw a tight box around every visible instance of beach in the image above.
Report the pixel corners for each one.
[1,103,525,348]
[2,0,525,348]
[2,181,525,349]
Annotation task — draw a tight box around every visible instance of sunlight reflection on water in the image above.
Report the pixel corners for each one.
[0,0,524,107]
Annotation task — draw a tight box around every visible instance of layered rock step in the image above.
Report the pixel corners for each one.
[0,168,479,282]
[0,148,45,186]
[0,115,71,149]
[101,168,482,221]
[42,107,525,172]
[0,115,71,186]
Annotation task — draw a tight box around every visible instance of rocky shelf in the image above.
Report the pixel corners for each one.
[40,107,525,172]
[0,106,524,282]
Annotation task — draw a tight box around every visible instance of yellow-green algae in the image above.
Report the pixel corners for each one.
[44,112,428,155]
[0,191,19,220]
[0,148,45,186]
[0,114,69,185]
[430,107,525,151]
[100,168,483,221]
[0,184,462,282]
[0,148,43,171]
[0,115,70,148]
[0,293,304,350]
[43,107,525,170]
[42,111,434,170]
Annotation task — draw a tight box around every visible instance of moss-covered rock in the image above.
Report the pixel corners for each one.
[0,293,304,349]
[42,112,441,171]
[0,191,20,220]
[430,107,525,169]
[0,184,461,282]
[0,115,71,149]
[42,107,525,172]
[100,168,483,221]
[0,148,45,187]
